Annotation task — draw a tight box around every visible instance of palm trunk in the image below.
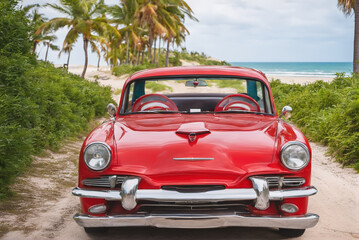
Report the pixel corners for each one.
[126,31,129,64]
[354,1,359,73]
[148,36,153,61]
[141,51,144,64]
[157,38,161,66]
[45,43,49,62]
[66,49,71,71]
[81,37,89,78]
[152,38,157,64]
[165,40,170,67]
[97,54,101,71]
[136,50,140,65]
[32,41,37,54]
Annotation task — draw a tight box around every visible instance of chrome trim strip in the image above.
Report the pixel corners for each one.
[72,186,317,202]
[173,158,214,161]
[269,186,318,201]
[136,188,257,202]
[73,213,319,229]
[72,188,122,201]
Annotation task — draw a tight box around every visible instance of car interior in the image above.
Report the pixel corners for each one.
[123,78,273,114]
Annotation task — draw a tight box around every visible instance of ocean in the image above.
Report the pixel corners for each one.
[230,62,352,77]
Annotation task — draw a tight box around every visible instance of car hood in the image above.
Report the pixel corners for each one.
[113,114,278,186]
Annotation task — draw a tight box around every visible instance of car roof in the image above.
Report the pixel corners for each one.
[126,66,270,87]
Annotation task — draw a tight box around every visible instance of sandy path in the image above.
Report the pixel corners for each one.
[1,67,358,239]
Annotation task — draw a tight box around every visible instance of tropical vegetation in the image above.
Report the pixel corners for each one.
[0,0,113,198]
[112,50,230,76]
[270,75,359,171]
[35,0,198,77]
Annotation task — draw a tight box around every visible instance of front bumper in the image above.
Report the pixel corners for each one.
[72,177,319,229]
[74,212,319,229]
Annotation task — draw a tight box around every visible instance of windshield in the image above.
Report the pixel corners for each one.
[121,77,273,114]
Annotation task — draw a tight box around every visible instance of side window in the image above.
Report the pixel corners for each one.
[256,81,263,99]
[125,83,135,113]
[255,81,264,112]
[264,87,273,114]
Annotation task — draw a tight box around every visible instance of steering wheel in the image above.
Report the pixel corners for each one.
[132,94,178,112]
[214,94,260,112]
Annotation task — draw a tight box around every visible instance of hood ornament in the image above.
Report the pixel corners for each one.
[176,122,211,143]
[188,133,197,142]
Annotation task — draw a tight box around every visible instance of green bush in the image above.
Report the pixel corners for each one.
[178,51,231,66]
[0,62,114,198]
[111,51,229,77]
[0,0,114,197]
[270,74,359,170]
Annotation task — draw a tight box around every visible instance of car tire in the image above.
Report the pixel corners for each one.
[278,228,305,238]
[84,227,108,234]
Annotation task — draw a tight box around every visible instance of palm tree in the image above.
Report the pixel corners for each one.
[338,0,359,73]
[43,35,59,62]
[164,22,188,66]
[136,0,168,63]
[24,4,49,54]
[37,0,119,78]
[109,0,141,65]
[158,0,197,66]
[59,43,73,70]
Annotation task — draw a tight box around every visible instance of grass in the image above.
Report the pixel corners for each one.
[146,81,172,93]
[113,88,122,95]
[207,79,246,92]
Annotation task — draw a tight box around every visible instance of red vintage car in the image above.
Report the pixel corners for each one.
[72,66,319,237]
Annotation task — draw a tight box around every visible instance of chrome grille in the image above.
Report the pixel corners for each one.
[161,185,225,193]
[82,175,127,188]
[263,176,306,188]
[137,201,251,214]
[282,177,306,187]
[264,176,281,188]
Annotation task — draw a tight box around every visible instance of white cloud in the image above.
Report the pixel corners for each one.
[184,0,354,62]
[23,0,354,64]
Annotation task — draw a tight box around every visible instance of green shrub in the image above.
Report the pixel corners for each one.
[111,51,229,78]
[270,74,359,169]
[0,62,114,197]
[0,0,114,197]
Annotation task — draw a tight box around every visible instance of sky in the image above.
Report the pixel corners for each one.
[23,0,354,65]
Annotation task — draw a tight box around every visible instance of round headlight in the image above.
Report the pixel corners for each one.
[84,142,112,171]
[281,141,310,170]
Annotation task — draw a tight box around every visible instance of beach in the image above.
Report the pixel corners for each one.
[66,65,335,88]
[266,74,334,84]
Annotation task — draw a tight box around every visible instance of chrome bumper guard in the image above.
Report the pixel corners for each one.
[72,177,318,228]
[73,213,319,229]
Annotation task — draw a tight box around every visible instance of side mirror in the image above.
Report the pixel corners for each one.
[280,106,292,119]
[107,103,117,118]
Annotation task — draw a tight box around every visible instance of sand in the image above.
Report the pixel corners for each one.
[267,75,334,85]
